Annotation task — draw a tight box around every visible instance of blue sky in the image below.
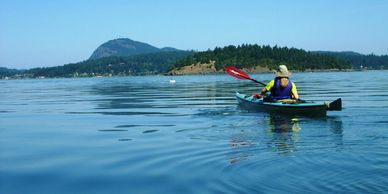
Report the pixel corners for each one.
[1,0,387,69]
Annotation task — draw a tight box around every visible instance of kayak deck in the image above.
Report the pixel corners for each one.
[235,92,340,117]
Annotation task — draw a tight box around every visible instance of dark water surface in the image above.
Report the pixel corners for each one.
[1,71,388,193]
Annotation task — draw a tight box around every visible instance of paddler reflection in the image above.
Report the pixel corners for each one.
[266,113,301,154]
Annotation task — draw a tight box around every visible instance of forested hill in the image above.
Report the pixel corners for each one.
[312,51,388,69]
[0,67,22,78]
[170,44,352,73]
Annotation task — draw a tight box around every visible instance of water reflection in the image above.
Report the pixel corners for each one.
[265,114,344,155]
[266,114,301,155]
[325,116,344,151]
[268,114,301,132]
[327,117,343,134]
[85,78,238,116]
[229,130,255,164]
[227,113,344,163]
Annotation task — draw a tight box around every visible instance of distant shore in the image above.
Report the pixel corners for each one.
[0,66,376,80]
[168,63,355,76]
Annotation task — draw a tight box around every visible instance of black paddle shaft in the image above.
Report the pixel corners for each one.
[250,78,267,86]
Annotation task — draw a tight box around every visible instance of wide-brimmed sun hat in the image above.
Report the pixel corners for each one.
[276,65,291,77]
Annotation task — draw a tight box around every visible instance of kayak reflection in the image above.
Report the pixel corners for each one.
[227,113,344,163]
[266,113,301,155]
[268,113,301,133]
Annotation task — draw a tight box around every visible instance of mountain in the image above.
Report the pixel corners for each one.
[160,47,180,52]
[89,38,181,60]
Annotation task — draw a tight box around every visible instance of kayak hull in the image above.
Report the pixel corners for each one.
[236,92,328,117]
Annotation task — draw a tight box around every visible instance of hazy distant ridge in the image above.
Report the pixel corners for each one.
[89,38,181,60]
[312,51,388,69]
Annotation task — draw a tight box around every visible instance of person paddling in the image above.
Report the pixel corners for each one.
[260,65,299,101]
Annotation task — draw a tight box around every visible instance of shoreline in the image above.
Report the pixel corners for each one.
[1,68,383,80]
[167,62,359,76]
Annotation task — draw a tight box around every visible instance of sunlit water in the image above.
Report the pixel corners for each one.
[1,71,388,193]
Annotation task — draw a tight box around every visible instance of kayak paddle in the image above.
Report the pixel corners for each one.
[226,66,267,86]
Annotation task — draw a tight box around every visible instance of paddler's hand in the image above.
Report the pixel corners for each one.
[252,93,263,98]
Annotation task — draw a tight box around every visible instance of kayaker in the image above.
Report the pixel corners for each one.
[260,65,299,101]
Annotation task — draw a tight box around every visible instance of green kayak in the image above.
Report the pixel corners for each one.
[236,92,342,117]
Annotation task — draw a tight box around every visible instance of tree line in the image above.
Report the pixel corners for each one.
[0,67,21,78]
[2,51,192,78]
[3,44,388,79]
[313,51,388,69]
[170,44,353,71]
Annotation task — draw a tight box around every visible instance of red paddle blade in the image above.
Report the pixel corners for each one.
[226,66,252,80]
[226,66,267,86]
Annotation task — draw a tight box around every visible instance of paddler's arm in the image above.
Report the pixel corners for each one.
[291,83,299,100]
[261,80,274,95]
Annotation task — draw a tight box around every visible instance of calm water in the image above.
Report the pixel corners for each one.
[1,71,388,194]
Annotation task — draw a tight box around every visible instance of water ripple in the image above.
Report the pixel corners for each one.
[2,72,388,194]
